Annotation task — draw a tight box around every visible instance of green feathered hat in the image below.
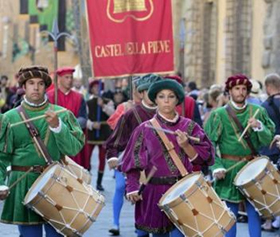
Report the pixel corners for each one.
[148,79,185,105]
[137,74,163,92]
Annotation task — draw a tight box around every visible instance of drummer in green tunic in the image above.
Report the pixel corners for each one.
[0,66,84,237]
[204,74,275,237]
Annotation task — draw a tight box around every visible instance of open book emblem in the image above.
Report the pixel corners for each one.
[113,0,147,13]
[107,0,154,23]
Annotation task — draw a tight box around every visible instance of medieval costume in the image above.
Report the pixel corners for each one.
[47,67,89,169]
[204,74,275,237]
[105,74,162,236]
[122,79,214,236]
[0,66,84,237]
[86,79,114,190]
[205,101,275,202]
[0,101,84,224]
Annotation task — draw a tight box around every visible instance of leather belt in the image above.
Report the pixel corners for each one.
[221,154,253,161]
[149,176,182,185]
[11,165,48,174]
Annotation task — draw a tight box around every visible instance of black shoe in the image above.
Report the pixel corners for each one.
[237,215,248,223]
[272,225,280,230]
[96,184,104,191]
[109,228,120,236]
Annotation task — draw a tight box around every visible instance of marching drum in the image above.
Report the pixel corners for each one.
[61,156,92,184]
[234,156,280,218]
[24,163,105,237]
[159,172,235,237]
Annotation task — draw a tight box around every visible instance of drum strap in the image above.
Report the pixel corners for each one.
[150,118,188,177]
[17,106,53,165]
[225,105,258,156]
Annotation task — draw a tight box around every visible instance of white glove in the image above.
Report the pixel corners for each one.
[0,185,9,200]
[0,185,9,191]
[86,120,94,130]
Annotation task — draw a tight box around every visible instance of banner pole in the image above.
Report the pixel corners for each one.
[129,76,133,100]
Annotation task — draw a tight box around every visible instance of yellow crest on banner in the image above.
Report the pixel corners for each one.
[107,0,154,23]
[113,0,147,13]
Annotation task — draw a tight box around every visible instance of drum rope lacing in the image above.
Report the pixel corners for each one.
[29,169,104,235]
[62,160,92,185]
[180,186,232,236]
[64,163,90,184]
[240,168,280,216]
[161,176,235,237]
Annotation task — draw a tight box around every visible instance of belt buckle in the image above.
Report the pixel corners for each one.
[32,165,43,173]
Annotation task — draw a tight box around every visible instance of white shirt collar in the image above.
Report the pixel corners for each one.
[23,94,48,107]
[158,111,179,123]
[142,100,157,110]
[230,99,247,110]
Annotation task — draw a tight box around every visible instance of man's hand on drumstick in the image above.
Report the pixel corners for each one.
[126,192,142,204]
[45,110,59,128]
[0,186,9,200]
[247,117,261,130]
[213,170,226,180]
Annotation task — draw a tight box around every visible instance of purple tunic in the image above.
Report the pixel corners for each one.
[105,103,156,158]
[121,114,214,234]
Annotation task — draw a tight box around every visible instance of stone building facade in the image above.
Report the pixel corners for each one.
[173,0,278,88]
[262,0,280,76]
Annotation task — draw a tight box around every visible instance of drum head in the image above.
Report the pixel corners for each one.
[235,158,268,186]
[161,173,200,205]
[25,165,57,203]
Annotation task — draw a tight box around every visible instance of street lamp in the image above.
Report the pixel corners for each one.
[41,18,77,104]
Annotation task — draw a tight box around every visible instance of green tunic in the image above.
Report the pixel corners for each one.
[0,101,85,225]
[204,102,275,203]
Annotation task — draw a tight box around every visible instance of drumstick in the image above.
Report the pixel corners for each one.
[238,109,260,142]
[210,158,247,184]
[10,109,67,128]
[138,166,157,195]
[145,124,200,143]
[9,167,34,190]
[225,158,247,173]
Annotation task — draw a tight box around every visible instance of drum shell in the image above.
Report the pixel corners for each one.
[159,172,235,237]
[234,156,280,218]
[24,163,105,237]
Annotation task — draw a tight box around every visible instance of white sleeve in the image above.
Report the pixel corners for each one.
[49,118,62,133]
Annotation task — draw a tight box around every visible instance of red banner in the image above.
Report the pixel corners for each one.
[86,0,174,78]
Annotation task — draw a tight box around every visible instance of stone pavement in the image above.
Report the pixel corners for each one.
[0,147,279,236]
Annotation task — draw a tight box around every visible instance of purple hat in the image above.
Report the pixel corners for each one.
[225,74,252,92]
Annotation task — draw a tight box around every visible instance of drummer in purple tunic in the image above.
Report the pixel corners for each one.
[121,79,215,237]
